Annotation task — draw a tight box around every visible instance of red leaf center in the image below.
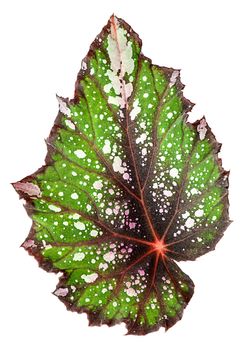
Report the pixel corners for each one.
[151,239,167,257]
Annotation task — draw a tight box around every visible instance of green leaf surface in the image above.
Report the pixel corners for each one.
[13,15,230,335]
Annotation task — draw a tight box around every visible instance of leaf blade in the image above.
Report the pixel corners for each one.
[13,15,230,335]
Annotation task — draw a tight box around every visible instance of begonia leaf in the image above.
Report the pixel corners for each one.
[13,15,230,335]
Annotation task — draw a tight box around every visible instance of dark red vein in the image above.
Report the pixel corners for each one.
[40,196,153,248]
[110,15,160,244]
[55,125,142,204]
[161,255,188,303]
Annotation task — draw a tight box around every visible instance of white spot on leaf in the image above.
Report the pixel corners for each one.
[93,180,103,190]
[195,209,204,217]
[123,172,129,180]
[72,213,80,220]
[90,230,98,237]
[163,190,172,197]
[105,208,112,215]
[74,150,86,158]
[71,193,79,199]
[182,211,190,219]
[130,99,141,121]
[103,251,115,262]
[102,140,111,154]
[126,287,137,297]
[185,217,195,228]
[81,273,98,283]
[99,262,108,271]
[142,148,147,156]
[112,156,125,174]
[191,188,198,195]
[136,133,147,144]
[65,119,75,130]
[49,204,61,212]
[74,221,85,230]
[73,252,85,261]
[169,168,179,178]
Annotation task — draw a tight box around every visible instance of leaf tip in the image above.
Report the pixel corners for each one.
[109,13,120,39]
[109,13,118,23]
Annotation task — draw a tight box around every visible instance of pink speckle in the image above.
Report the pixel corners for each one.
[99,262,108,271]
[105,208,112,215]
[126,287,137,297]
[103,251,115,262]
[22,239,37,249]
[128,247,133,253]
[125,209,130,216]
[56,95,71,117]
[13,182,41,198]
[121,248,126,254]
[138,269,145,276]
[197,118,207,140]
[169,70,179,87]
[54,288,68,297]
[129,222,136,229]
[123,172,129,180]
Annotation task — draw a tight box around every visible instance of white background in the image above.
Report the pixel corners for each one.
[0,0,241,349]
